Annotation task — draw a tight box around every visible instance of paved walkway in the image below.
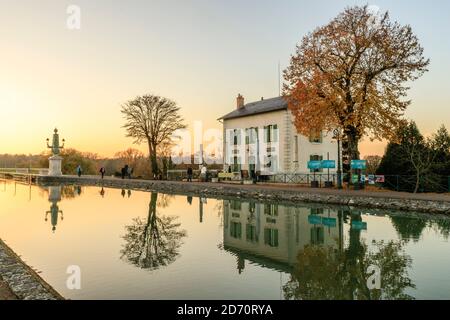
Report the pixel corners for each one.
[54,175,450,202]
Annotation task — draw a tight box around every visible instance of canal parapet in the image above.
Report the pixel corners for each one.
[32,175,450,215]
[0,239,64,300]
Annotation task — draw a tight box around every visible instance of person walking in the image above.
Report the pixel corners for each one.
[99,167,106,179]
[121,166,127,179]
[127,166,132,179]
[76,165,82,177]
[187,167,193,182]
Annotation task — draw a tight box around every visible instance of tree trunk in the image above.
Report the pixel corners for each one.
[150,143,159,178]
[414,173,420,193]
[343,127,361,186]
[345,128,361,161]
[147,140,157,178]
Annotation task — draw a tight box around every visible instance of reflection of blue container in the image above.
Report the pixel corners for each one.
[322,217,337,227]
[351,221,367,230]
[308,215,322,225]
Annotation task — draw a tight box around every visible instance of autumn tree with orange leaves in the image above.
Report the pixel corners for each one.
[283,5,429,160]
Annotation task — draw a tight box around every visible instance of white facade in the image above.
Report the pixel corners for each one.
[222,199,343,272]
[222,99,339,175]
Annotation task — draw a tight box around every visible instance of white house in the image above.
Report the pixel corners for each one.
[219,94,339,176]
[222,199,344,273]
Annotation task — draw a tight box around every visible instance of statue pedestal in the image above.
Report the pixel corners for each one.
[48,155,63,176]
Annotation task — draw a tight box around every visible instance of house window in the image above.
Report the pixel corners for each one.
[230,222,242,239]
[310,226,324,245]
[309,128,323,143]
[231,129,241,146]
[264,228,279,247]
[264,204,278,216]
[310,208,324,215]
[310,154,323,173]
[231,200,242,211]
[264,125,278,143]
[263,154,278,172]
[246,224,258,243]
[232,156,241,172]
[245,127,257,144]
[249,202,256,214]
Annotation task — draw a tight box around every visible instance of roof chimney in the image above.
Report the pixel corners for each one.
[236,94,244,109]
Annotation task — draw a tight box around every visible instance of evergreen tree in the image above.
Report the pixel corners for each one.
[378,122,450,193]
[431,125,450,191]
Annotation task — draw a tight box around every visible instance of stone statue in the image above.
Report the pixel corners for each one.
[46,128,65,176]
[47,128,65,155]
[45,186,63,233]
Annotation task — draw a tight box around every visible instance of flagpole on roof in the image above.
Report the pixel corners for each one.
[278,61,281,97]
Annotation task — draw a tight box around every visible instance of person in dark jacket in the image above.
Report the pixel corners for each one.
[99,167,106,179]
[187,167,193,182]
[76,165,82,177]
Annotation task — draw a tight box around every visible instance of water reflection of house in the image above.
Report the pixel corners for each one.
[223,199,344,273]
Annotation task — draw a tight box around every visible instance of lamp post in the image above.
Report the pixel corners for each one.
[333,128,343,189]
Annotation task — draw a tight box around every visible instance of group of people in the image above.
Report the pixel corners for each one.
[75,165,132,180]
[75,164,209,182]
[121,165,133,179]
[98,187,132,198]
[186,165,208,182]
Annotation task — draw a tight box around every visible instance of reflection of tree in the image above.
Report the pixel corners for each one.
[390,215,427,242]
[214,201,223,218]
[433,218,450,240]
[42,186,80,199]
[157,194,174,208]
[121,193,186,270]
[214,201,224,228]
[283,239,415,300]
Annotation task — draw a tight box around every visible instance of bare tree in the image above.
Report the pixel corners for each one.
[121,193,187,270]
[115,148,144,168]
[364,155,382,174]
[121,94,186,176]
[399,122,439,193]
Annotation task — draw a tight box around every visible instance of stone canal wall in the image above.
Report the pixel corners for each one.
[37,175,450,215]
[0,239,63,300]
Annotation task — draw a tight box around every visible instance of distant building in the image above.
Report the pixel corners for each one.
[219,94,339,176]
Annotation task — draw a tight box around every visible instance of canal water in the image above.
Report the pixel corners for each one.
[0,180,449,300]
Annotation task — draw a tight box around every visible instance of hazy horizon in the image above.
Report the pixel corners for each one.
[1,0,449,158]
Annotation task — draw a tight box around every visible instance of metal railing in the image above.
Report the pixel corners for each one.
[266,173,450,193]
[265,173,338,186]
[380,174,450,193]
[0,168,49,175]
[167,169,220,181]
[166,169,450,193]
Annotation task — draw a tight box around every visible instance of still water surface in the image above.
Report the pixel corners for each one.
[0,180,449,300]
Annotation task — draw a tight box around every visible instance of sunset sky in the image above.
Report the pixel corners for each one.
[1,0,449,158]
